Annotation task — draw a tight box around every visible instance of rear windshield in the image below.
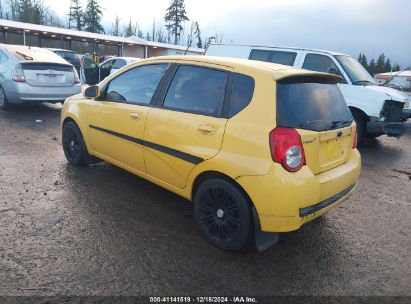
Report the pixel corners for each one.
[9,48,68,64]
[276,79,353,131]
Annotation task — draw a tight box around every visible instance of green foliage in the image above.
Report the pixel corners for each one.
[83,0,104,33]
[357,52,400,75]
[194,21,202,48]
[164,0,189,45]
[68,0,83,31]
[124,19,136,37]
[7,0,47,24]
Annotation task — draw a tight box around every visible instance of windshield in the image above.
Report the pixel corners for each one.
[335,55,377,85]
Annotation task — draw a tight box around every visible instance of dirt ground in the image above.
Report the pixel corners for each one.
[0,103,410,298]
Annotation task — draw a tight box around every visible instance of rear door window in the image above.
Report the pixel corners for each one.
[229,73,255,117]
[249,50,297,66]
[163,65,228,116]
[276,78,353,131]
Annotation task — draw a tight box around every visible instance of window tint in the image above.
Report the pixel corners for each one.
[83,57,98,69]
[55,51,78,61]
[249,50,297,66]
[276,79,353,132]
[105,64,168,104]
[101,59,114,70]
[0,50,8,64]
[163,65,227,116]
[113,59,127,69]
[303,54,340,74]
[229,73,255,117]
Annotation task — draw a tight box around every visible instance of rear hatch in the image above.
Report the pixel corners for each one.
[21,62,75,87]
[10,48,76,87]
[276,76,355,175]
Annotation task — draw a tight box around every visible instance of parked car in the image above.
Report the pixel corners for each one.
[47,48,82,74]
[61,56,361,251]
[0,44,81,110]
[206,44,411,141]
[80,56,141,85]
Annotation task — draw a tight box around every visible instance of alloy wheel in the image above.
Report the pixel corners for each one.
[62,127,82,163]
[197,185,241,243]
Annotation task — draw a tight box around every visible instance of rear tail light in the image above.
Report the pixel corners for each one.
[12,64,26,82]
[352,126,357,149]
[269,127,306,172]
[73,68,80,84]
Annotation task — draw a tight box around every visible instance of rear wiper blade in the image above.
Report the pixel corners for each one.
[330,120,352,128]
[16,51,33,60]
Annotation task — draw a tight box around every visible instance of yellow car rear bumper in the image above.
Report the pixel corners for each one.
[237,149,361,232]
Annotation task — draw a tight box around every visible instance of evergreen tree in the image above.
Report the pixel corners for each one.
[15,0,47,24]
[194,21,202,48]
[361,54,369,70]
[376,53,386,74]
[392,64,400,72]
[68,0,83,30]
[83,0,104,33]
[368,58,376,76]
[384,58,392,72]
[124,19,135,37]
[164,0,189,45]
[145,32,151,41]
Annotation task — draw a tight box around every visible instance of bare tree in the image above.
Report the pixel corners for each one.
[111,15,121,36]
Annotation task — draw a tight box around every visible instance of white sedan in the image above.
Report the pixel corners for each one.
[81,56,141,85]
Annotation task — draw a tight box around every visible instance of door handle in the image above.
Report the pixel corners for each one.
[198,124,215,135]
[129,112,141,120]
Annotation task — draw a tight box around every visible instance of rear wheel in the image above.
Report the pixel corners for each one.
[62,121,89,166]
[194,178,252,250]
[0,86,9,110]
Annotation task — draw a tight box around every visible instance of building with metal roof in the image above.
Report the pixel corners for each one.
[0,19,204,58]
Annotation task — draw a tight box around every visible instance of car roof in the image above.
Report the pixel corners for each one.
[140,55,341,82]
[47,48,76,53]
[208,43,348,57]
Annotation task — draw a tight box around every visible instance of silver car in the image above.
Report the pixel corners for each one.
[0,44,81,110]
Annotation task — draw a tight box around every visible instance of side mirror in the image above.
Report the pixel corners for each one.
[84,85,99,98]
[327,67,339,75]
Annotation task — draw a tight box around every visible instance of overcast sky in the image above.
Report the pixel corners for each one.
[43,0,410,67]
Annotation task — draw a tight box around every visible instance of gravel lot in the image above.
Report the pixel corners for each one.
[0,103,410,298]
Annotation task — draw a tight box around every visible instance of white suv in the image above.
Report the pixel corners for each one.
[206,44,411,142]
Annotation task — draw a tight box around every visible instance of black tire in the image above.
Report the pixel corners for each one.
[62,121,89,166]
[0,86,9,110]
[194,178,252,251]
[352,111,366,145]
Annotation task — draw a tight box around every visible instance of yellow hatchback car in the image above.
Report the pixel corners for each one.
[61,56,361,251]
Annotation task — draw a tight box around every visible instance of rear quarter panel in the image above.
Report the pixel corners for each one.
[185,66,276,198]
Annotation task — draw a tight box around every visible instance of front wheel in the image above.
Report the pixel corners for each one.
[62,121,89,166]
[194,178,252,251]
[352,111,366,145]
